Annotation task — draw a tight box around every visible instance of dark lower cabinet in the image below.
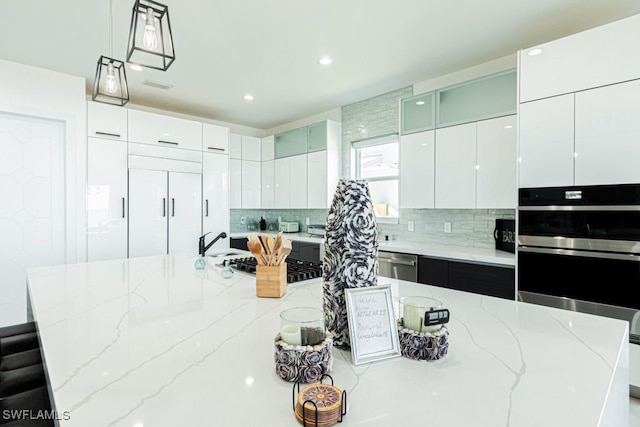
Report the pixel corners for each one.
[230,237,248,251]
[418,256,515,300]
[229,237,321,263]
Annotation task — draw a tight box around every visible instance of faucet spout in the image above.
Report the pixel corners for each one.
[199,232,228,256]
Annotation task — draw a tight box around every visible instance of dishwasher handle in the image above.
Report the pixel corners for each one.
[377,257,416,266]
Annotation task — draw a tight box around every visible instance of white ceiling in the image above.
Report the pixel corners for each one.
[1,1,639,131]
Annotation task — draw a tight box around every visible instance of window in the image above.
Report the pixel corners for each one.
[353,134,399,223]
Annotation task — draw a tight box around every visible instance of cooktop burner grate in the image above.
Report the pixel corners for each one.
[226,257,323,283]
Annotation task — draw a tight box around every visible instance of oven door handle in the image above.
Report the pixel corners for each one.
[518,245,640,262]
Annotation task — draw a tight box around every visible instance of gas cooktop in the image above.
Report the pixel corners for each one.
[226,257,323,284]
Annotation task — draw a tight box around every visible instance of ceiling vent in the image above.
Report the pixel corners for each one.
[143,79,174,90]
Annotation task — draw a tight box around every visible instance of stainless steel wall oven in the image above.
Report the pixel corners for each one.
[517,184,640,396]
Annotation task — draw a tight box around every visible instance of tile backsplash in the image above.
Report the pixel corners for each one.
[231,208,515,249]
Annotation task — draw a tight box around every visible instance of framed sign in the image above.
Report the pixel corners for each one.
[344,285,401,365]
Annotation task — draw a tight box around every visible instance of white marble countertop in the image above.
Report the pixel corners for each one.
[26,254,627,426]
[229,232,515,267]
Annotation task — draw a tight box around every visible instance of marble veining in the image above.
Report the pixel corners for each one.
[26,254,628,426]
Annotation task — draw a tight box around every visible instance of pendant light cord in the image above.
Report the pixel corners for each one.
[108,0,113,57]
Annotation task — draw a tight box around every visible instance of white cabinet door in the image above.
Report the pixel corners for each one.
[290,154,308,209]
[229,159,242,208]
[518,94,574,188]
[87,137,128,261]
[261,135,274,161]
[168,171,202,255]
[88,101,127,140]
[476,115,517,208]
[203,123,230,154]
[129,169,168,258]
[274,157,290,208]
[519,14,640,103]
[229,133,242,159]
[203,152,230,249]
[261,160,274,208]
[400,130,435,208]
[128,109,203,151]
[307,151,328,208]
[435,123,476,208]
[575,79,640,186]
[241,135,261,161]
[241,160,261,208]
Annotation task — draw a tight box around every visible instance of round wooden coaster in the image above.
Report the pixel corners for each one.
[294,384,343,426]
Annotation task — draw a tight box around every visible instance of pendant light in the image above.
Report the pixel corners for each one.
[126,0,175,71]
[92,0,130,106]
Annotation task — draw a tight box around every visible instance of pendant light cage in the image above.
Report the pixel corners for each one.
[92,56,130,106]
[126,0,175,71]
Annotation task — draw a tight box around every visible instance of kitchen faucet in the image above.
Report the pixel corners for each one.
[198,232,227,256]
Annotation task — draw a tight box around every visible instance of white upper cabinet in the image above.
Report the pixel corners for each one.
[519,14,640,103]
[88,101,127,140]
[518,94,575,188]
[203,123,230,154]
[261,135,274,161]
[435,123,477,208]
[261,160,275,209]
[476,115,516,208]
[128,109,203,151]
[274,154,307,209]
[241,160,261,208]
[241,135,261,161]
[230,133,242,159]
[307,151,328,209]
[574,79,640,186]
[400,130,435,208]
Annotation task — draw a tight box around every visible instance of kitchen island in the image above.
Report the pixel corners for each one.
[26,254,628,426]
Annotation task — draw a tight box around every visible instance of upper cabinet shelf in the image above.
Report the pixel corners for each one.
[400,69,517,135]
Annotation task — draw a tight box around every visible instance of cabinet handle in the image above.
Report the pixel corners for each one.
[207,146,224,152]
[158,140,179,145]
[377,258,416,267]
[162,198,166,217]
[172,198,175,217]
[205,199,209,217]
[95,131,121,138]
[122,197,126,218]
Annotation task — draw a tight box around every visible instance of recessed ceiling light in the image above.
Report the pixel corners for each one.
[528,48,543,56]
[504,125,513,129]
[129,64,144,71]
[244,94,254,101]
[416,101,425,105]
[318,56,333,66]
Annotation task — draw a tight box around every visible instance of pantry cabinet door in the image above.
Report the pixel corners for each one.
[128,169,168,258]
[168,171,202,255]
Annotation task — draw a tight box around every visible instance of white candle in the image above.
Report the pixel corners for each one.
[403,303,424,332]
[280,324,302,345]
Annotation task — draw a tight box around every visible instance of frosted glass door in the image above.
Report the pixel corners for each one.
[203,152,229,250]
[129,169,168,258]
[87,137,128,261]
[168,171,202,255]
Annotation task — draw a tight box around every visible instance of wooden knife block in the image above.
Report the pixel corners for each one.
[256,263,287,298]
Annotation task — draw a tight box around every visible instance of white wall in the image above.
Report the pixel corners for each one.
[413,54,517,95]
[0,59,86,326]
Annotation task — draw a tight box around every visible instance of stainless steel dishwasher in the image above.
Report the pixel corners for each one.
[378,251,418,282]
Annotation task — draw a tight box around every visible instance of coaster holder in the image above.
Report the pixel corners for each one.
[274,333,333,383]
[291,374,348,426]
[397,320,449,361]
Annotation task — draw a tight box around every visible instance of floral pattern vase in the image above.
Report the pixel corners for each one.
[322,179,379,349]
